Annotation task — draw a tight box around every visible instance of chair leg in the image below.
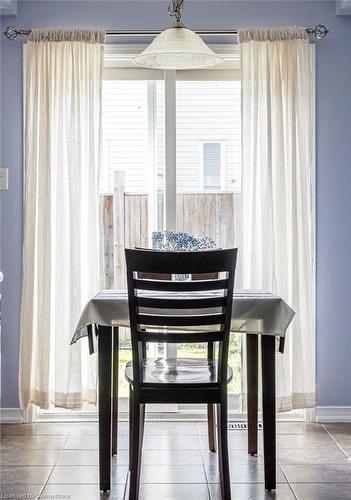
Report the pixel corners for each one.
[129,395,143,500]
[261,335,276,491]
[246,334,258,455]
[112,327,119,456]
[207,404,216,452]
[207,341,216,452]
[140,403,146,447]
[129,386,134,472]
[216,397,231,500]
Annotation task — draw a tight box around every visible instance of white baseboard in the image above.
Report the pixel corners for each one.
[36,411,98,422]
[0,408,23,424]
[316,406,351,423]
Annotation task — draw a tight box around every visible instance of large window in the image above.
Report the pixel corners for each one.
[102,45,242,412]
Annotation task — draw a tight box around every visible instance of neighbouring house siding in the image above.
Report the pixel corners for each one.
[175,81,241,193]
[102,80,149,193]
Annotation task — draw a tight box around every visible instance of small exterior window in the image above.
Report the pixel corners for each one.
[202,142,222,190]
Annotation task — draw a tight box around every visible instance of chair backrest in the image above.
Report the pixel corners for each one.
[125,248,237,387]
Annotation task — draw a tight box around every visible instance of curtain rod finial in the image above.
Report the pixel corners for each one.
[308,24,329,39]
[4,26,19,40]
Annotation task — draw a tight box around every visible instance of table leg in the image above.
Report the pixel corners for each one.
[247,334,258,456]
[112,327,119,456]
[261,335,276,491]
[87,324,94,355]
[98,326,113,492]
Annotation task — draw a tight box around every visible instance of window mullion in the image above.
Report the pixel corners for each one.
[147,81,158,246]
[164,70,177,232]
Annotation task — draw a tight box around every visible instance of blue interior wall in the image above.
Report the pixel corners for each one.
[1,1,350,408]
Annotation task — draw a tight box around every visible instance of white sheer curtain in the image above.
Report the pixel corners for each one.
[239,27,315,411]
[19,29,105,409]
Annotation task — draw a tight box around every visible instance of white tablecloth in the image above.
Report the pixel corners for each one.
[71,289,295,344]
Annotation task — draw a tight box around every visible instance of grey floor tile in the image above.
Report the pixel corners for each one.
[143,433,201,450]
[291,482,351,500]
[208,483,296,500]
[141,465,207,484]
[0,484,44,498]
[281,464,351,483]
[323,423,351,434]
[202,448,264,465]
[140,483,210,500]
[69,422,99,434]
[56,449,100,466]
[141,449,203,465]
[57,449,128,467]
[276,422,327,435]
[47,465,128,484]
[344,448,351,459]
[145,421,199,435]
[64,434,129,450]
[200,433,263,450]
[69,421,129,435]
[0,423,9,434]
[40,483,126,499]
[1,434,67,450]
[3,422,73,435]
[204,462,286,484]
[63,434,99,450]
[0,448,61,466]
[229,434,263,450]
[276,433,337,449]
[197,422,218,435]
[327,432,351,448]
[1,466,53,484]
[277,446,349,465]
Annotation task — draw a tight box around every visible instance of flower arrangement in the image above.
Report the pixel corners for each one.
[152,231,216,252]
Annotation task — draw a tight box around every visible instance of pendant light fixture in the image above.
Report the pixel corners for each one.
[133,0,223,70]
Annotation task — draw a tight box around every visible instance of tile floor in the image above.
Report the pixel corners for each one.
[1,421,351,499]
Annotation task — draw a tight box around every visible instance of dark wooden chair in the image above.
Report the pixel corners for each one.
[125,248,237,500]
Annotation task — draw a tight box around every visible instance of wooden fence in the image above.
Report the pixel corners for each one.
[99,171,242,290]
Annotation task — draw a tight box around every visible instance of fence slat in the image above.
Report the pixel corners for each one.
[113,171,126,288]
[99,195,114,289]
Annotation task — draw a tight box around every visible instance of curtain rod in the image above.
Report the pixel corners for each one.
[4,25,329,41]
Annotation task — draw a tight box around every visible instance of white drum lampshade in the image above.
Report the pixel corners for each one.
[133,26,223,70]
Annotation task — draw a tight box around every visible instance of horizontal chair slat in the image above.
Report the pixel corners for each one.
[138,331,224,343]
[136,313,226,327]
[126,248,237,273]
[135,296,227,309]
[134,278,228,292]
[139,387,222,404]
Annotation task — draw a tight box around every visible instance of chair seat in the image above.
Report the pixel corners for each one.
[125,357,233,386]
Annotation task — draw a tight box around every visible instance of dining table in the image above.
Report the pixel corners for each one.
[72,288,295,492]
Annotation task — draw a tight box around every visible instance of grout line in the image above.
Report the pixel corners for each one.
[321,424,351,460]
[37,433,72,498]
[205,480,212,500]
[288,482,300,500]
[278,462,298,498]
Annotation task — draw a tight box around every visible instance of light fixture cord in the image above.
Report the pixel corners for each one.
[168,0,185,27]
